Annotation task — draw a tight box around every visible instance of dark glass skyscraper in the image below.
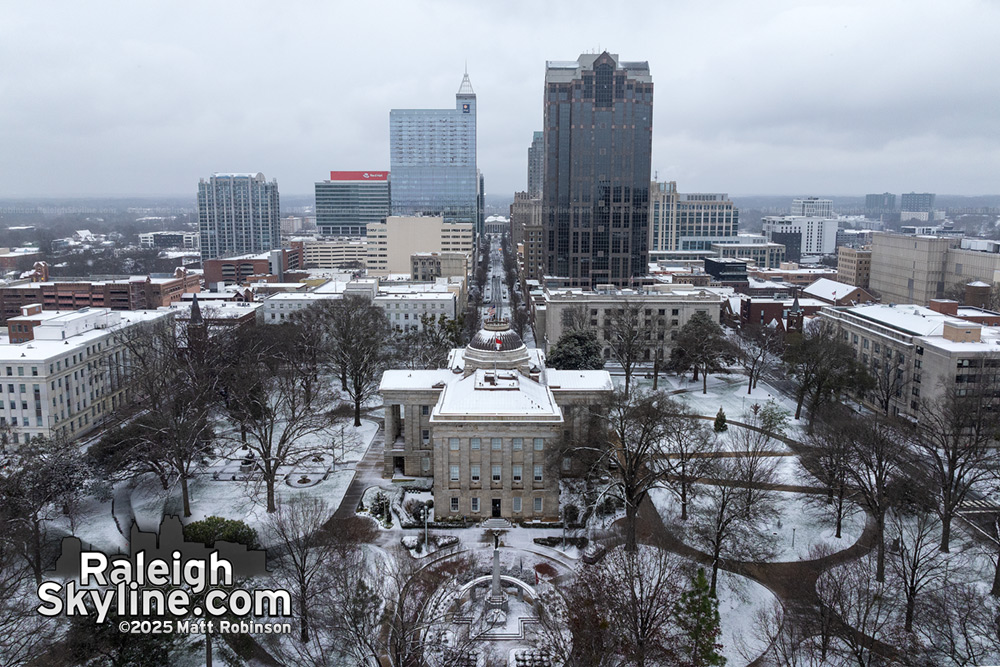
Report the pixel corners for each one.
[542,52,653,287]
[389,73,480,232]
[527,131,544,198]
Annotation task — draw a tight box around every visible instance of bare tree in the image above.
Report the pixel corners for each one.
[605,300,650,398]
[867,349,908,416]
[670,311,732,395]
[728,401,785,516]
[732,323,784,394]
[888,510,946,633]
[0,508,53,664]
[749,600,831,667]
[560,305,591,334]
[916,582,1000,666]
[816,555,900,667]
[266,497,338,643]
[845,414,905,582]
[661,405,718,521]
[912,383,999,552]
[583,389,677,552]
[809,406,856,539]
[326,296,393,426]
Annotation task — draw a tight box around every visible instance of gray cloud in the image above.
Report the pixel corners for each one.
[1,0,997,198]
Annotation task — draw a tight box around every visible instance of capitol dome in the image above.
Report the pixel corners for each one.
[462,319,531,376]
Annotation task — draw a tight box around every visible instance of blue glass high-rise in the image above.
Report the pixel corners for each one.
[390,73,480,233]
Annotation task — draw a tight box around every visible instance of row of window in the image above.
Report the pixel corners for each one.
[447,437,544,451]
[449,464,543,483]
[451,496,543,513]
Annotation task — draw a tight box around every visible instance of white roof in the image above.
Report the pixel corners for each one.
[846,304,953,337]
[432,369,562,421]
[803,278,861,302]
[543,369,614,392]
[380,369,457,392]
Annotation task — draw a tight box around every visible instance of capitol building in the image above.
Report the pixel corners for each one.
[379,320,612,521]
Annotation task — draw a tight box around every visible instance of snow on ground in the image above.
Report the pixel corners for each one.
[716,569,778,666]
[649,486,866,563]
[768,455,821,487]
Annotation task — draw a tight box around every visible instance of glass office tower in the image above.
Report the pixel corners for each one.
[542,52,653,287]
[389,73,480,232]
[315,171,390,237]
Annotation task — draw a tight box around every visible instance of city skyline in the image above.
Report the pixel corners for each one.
[1,1,999,198]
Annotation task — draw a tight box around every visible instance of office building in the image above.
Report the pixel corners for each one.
[865,193,896,220]
[389,73,480,231]
[197,173,280,261]
[527,131,544,198]
[761,216,838,257]
[202,247,304,287]
[649,181,739,252]
[138,231,200,250]
[791,197,833,217]
[837,246,872,289]
[380,320,612,520]
[0,305,171,444]
[511,193,544,281]
[711,237,785,268]
[543,52,653,287]
[411,252,469,282]
[534,285,722,354]
[298,239,368,269]
[901,192,936,215]
[315,171,391,237]
[366,216,473,276]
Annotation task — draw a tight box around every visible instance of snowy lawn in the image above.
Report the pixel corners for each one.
[649,486,867,562]
[716,569,778,666]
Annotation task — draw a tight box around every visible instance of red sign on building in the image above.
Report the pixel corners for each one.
[328,171,389,181]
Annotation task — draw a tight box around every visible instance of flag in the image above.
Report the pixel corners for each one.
[495,335,502,351]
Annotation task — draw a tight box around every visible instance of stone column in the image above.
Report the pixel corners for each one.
[384,404,396,445]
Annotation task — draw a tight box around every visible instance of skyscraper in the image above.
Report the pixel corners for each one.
[527,131,544,198]
[197,173,280,261]
[791,197,833,217]
[542,52,653,287]
[865,192,896,220]
[649,181,739,252]
[389,73,480,233]
[315,170,390,237]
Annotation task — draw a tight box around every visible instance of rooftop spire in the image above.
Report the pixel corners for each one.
[458,71,475,95]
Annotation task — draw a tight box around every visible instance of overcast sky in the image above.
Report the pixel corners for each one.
[2,0,998,199]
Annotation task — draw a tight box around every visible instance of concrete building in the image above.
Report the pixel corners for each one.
[365,216,473,276]
[649,181,739,252]
[411,252,468,282]
[299,239,367,269]
[534,285,723,356]
[484,216,509,236]
[202,247,304,287]
[869,232,958,305]
[510,193,543,280]
[747,262,839,286]
[138,231,200,250]
[197,173,280,261]
[711,236,785,269]
[527,131,544,199]
[821,302,1000,420]
[761,216,839,257]
[0,270,201,322]
[379,320,612,521]
[837,246,872,289]
[0,305,171,445]
[315,171,391,237]
[390,74,480,231]
[801,278,875,306]
[865,193,896,220]
[900,192,936,221]
[543,52,653,287]
[791,197,833,217]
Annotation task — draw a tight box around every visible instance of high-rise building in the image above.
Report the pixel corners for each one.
[865,192,896,220]
[761,216,839,258]
[389,73,480,232]
[649,181,739,252]
[197,173,280,261]
[315,171,390,237]
[527,131,544,198]
[543,52,653,287]
[791,197,833,217]
[900,192,936,221]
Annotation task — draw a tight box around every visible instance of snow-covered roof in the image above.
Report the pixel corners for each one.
[845,304,955,337]
[432,369,562,421]
[803,278,862,303]
[542,369,614,392]
[380,370,458,392]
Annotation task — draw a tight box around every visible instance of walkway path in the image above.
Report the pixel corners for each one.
[332,419,386,521]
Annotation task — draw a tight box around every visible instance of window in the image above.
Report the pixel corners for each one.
[492,465,501,482]
[422,457,430,473]
[471,497,480,513]
[450,465,459,482]
[471,437,481,450]
[512,438,523,450]
[471,464,480,482]
[491,437,502,450]
[534,498,543,513]
[449,438,459,451]
[562,457,572,472]
[421,429,430,444]
[451,497,459,512]
[512,497,522,512]
[533,438,544,451]
[17,368,23,377]
[534,465,543,482]
[421,405,429,416]
[513,465,522,482]
[31,367,37,376]
[19,385,25,394]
